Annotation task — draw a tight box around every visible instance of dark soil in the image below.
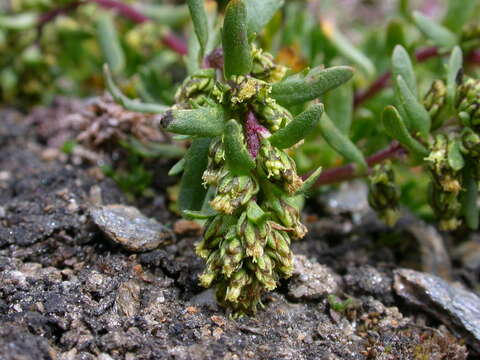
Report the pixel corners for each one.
[0,106,475,360]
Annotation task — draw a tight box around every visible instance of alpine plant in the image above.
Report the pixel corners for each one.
[105,0,353,316]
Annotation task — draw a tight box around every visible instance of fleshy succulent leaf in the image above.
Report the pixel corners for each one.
[161,106,226,137]
[296,167,322,195]
[168,157,186,176]
[447,46,463,109]
[224,119,256,175]
[444,0,476,33]
[271,66,353,106]
[104,65,168,114]
[269,103,324,149]
[318,113,367,172]
[413,11,458,49]
[321,20,375,77]
[244,0,284,36]
[222,0,252,78]
[324,81,353,135]
[97,13,125,75]
[178,138,211,212]
[187,0,209,58]
[382,106,429,157]
[395,75,431,139]
[392,45,417,96]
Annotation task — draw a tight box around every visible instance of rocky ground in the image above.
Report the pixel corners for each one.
[1,105,480,360]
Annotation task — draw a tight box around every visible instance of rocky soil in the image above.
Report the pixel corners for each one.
[1,106,479,360]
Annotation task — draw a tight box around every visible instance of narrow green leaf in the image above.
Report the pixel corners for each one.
[392,45,417,96]
[462,163,479,230]
[178,138,211,212]
[395,75,431,139]
[244,0,284,36]
[185,24,201,75]
[413,11,458,49]
[162,106,225,137]
[123,138,185,159]
[269,104,324,149]
[447,139,464,171]
[0,13,36,30]
[386,19,408,55]
[222,0,252,78]
[183,208,217,220]
[271,66,353,106]
[319,113,367,171]
[246,201,267,224]
[168,158,186,176]
[296,167,322,195]
[444,0,476,33]
[382,106,429,157]
[447,46,463,109]
[324,82,353,134]
[137,4,190,26]
[104,65,168,114]
[187,0,209,57]
[97,13,125,75]
[322,21,375,77]
[224,119,255,174]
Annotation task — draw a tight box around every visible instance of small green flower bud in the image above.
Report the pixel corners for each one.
[210,174,259,214]
[252,98,292,132]
[251,45,287,83]
[367,162,401,227]
[423,80,447,129]
[265,197,307,239]
[428,183,462,231]
[253,254,276,290]
[456,77,480,129]
[225,269,250,303]
[259,141,303,195]
[425,134,463,194]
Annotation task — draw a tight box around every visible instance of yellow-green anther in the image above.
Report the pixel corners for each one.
[228,75,271,104]
[225,269,250,303]
[251,45,287,82]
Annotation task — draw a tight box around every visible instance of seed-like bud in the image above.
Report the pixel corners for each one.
[210,174,259,214]
[236,213,270,258]
[456,77,480,129]
[203,140,227,186]
[253,254,276,290]
[259,141,303,194]
[423,80,447,129]
[265,197,307,239]
[225,269,250,303]
[199,249,221,287]
[367,162,401,227]
[220,235,245,277]
[252,98,292,132]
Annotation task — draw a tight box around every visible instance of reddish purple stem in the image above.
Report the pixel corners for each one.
[245,111,269,158]
[308,141,405,186]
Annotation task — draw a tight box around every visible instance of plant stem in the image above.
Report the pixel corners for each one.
[309,141,405,186]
